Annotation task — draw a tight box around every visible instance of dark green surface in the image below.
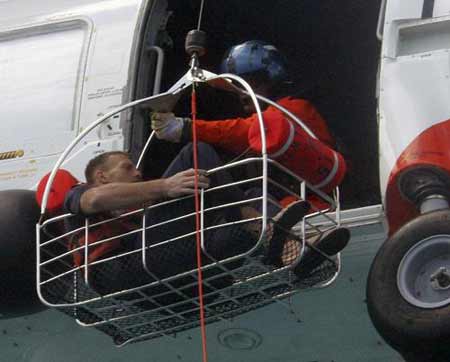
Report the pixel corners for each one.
[0,223,403,362]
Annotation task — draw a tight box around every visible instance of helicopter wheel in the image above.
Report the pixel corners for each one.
[367,209,450,360]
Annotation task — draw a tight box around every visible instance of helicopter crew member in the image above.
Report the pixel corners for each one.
[150,40,350,276]
[150,40,347,199]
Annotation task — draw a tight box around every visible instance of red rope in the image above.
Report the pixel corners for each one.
[191,85,208,362]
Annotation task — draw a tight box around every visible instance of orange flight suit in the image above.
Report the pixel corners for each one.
[193,96,346,197]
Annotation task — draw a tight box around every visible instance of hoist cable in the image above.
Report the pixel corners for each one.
[197,0,206,31]
[191,83,209,362]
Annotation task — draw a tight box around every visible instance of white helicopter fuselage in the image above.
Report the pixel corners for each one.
[0,0,140,190]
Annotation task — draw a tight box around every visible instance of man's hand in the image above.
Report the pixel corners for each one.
[150,112,185,143]
[164,168,210,198]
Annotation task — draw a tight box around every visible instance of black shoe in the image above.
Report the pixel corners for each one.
[265,200,310,267]
[293,227,350,279]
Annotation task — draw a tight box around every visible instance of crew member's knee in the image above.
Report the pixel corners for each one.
[196,142,213,152]
[180,142,217,160]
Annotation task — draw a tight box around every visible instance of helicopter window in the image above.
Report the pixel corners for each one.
[0,22,87,137]
[133,0,382,209]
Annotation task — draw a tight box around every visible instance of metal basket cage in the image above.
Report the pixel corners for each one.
[36,70,342,346]
[37,158,341,346]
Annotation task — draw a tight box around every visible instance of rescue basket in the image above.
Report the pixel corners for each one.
[36,70,343,346]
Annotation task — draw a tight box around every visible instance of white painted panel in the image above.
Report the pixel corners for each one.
[434,0,450,18]
[0,20,91,190]
[384,0,422,23]
[0,23,86,144]
[0,0,143,192]
[397,19,450,56]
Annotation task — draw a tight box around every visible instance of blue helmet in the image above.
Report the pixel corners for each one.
[220,40,288,86]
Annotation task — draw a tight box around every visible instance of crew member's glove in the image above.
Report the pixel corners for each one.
[150,112,189,143]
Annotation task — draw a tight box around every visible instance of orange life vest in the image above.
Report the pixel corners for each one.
[36,170,140,267]
[68,215,139,267]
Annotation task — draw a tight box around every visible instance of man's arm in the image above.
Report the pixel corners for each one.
[80,168,209,215]
[150,112,254,154]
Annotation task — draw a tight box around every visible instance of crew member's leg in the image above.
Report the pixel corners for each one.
[143,142,250,278]
[162,142,247,205]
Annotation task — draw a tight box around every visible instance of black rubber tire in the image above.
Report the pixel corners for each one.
[367,209,450,359]
[0,189,45,317]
